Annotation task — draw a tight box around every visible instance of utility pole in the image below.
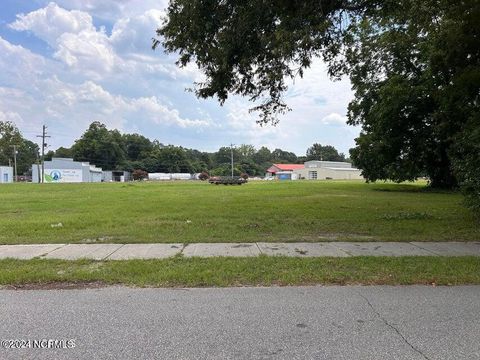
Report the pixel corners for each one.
[35,152,41,183]
[11,145,18,182]
[36,125,51,183]
[230,143,235,177]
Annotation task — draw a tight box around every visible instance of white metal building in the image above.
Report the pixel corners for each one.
[293,161,364,180]
[0,166,13,183]
[102,171,132,182]
[148,173,192,181]
[31,158,103,183]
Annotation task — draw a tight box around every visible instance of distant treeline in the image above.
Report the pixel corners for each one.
[1,120,348,176]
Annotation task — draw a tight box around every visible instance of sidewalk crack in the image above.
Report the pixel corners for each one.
[179,243,188,256]
[103,244,125,260]
[409,242,440,256]
[358,292,430,360]
[40,243,67,258]
[329,242,352,257]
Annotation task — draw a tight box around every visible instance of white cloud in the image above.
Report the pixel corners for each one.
[50,0,128,21]
[129,97,211,128]
[0,111,25,126]
[0,36,48,88]
[9,2,95,47]
[110,9,164,55]
[320,113,348,126]
[35,76,211,131]
[51,0,168,21]
[9,3,120,78]
[54,28,116,76]
[8,3,199,83]
[2,1,359,155]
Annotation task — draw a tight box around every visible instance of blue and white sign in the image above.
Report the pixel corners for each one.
[44,169,82,183]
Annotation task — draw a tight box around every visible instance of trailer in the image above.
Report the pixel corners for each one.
[208,176,247,185]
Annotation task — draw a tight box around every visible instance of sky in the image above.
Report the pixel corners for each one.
[0,0,359,156]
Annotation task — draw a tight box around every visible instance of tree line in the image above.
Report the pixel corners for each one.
[0,120,347,177]
[0,121,39,176]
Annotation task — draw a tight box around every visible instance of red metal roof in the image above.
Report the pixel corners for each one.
[267,164,305,173]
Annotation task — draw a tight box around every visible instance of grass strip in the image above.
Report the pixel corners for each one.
[1,256,479,287]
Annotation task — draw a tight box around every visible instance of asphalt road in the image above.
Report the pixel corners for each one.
[0,286,479,359]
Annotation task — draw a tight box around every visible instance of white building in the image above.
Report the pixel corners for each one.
[148,173,192,181]
[0,166,13,183]
[102,170,132,182]
[31,158,103,183]
[293,161,363,180]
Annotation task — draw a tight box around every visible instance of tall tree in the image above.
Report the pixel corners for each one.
[213,146,241,167]
[0,121,22,166]
[253,146,272,164]
[306,143,345,162]
[334,0,479,190]
[237,144,256,162]
[72,122,126,170]
[155,0,480,212]
[152,146,193,173]
[271,148,297,163]
[122,133,153,161]
[54,147,73,158]
[0,121,38,175]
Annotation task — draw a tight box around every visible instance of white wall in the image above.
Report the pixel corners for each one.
[294,167,364,180]
[0,166,13,183]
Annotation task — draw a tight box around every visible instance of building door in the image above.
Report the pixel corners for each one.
[3,173,8,182]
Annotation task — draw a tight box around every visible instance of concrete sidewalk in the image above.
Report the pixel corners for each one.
[0,241,479,260]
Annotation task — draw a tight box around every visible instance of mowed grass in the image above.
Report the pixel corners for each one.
[1,256,479,287]
[0,180,478,244]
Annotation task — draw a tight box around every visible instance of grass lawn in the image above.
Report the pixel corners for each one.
[0,180,478,244]
[1,256,479,287]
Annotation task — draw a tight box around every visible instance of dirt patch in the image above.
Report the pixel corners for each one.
[0,281,109,291]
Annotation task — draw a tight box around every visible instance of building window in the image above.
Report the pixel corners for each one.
[308,171,317,180]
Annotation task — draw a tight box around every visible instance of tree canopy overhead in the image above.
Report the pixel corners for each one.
[154,0,373,125]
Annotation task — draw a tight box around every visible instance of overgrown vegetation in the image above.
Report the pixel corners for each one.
[0,181,478,244]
